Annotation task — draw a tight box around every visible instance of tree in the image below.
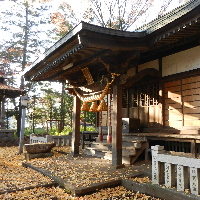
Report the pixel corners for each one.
[50,2,80,38]
[85,0,190,30]
[27,86,73,133]
[0,0,59,132]
[0,1,54,73]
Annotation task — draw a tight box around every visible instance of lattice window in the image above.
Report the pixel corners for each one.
[126,82,159,108]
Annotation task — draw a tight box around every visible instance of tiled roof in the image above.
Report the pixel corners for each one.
[0,84,22,91]
[136,0,200,34]
[0,84,24,98]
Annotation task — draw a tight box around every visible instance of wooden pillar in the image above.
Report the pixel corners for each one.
[112,76,123,166]
[72,96,81,155]
[191,139,197,158]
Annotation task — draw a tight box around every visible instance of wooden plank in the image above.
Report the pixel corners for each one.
[165,85,181,92]
[165,97,182,104]
[164,80,181,88]
[184,114,197,121]
[167,108,182,115]
[164,86,181,92]
[182,83,190,90]
[184,120,200,126]
[165,103,182,110]
[129,107,139,119]
[190,82,198,89]
[165,91,181,98]
[182,82,198,90]
[165,113,182,121]
[139,107,148,127]
[184,101,200,107]
[172,80,181,86]
[184,113,200,119]
[165,120,182,127]
[182,88,200,96]
[196,81,200,88]
[122,108,128,118]
[184,106,200,113]
[165,107,182,111]
[164,82,172,88]
[149,105,162,124]
[132,107,139,119]
[191,76,200,83]
[183,95,200,102]
[182,77,191,84]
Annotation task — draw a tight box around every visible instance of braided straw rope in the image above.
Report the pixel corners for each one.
[73,73,119,102]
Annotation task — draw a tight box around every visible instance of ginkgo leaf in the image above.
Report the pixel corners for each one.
[0,146,161,200]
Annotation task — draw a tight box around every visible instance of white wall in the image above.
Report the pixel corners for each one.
[162,45,200,77]
[138,59,159,72]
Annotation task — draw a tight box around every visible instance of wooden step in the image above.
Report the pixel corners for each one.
[85,140,149,165]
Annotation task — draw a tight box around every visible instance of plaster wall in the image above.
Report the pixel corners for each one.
[162,45,200,77]
[138,59,159,72]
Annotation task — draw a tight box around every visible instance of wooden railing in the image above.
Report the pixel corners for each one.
[151,145,200,195]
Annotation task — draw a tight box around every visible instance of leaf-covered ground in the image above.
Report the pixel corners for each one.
[0,146,161,200]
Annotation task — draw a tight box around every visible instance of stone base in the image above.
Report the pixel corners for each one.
[24,143,56,154]
[25,152,53,160]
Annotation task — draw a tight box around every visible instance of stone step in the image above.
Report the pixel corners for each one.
[123,146,137,150]
[88,142,139,154]
[84,147,96,156]
[97,139,145,145]
[92,141,142,150]
[122,136,146,141]
[123,142,142,149]
[88,151,134,165]
[102,152,136,165]
[90,142,112,150]
[84,147,136,164]
[84,147,111,159]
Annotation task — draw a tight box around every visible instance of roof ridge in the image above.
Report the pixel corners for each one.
[135,0,199,33]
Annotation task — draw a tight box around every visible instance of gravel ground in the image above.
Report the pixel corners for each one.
[0,146,162,200]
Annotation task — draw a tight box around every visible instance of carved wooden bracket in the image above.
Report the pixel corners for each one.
[98,50,140,74]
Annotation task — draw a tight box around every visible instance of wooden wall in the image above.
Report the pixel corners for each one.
[164,75,200,128]
[164,80,182,127]
[122,80,162,129]
[122,74,200,130]
[123,105,162,128]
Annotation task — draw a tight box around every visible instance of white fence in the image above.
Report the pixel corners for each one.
[151,145,200,195]
[30,134,71,146]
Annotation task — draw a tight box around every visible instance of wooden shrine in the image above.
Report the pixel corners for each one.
[0,75,24,129]
[24,0,200,165]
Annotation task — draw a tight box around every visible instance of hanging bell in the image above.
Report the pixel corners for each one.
[89,101,98,112]
[97,99,108,112]
[81,102,89,111]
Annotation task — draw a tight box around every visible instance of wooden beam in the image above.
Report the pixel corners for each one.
[112,76,123,166]
[72,96,81,155]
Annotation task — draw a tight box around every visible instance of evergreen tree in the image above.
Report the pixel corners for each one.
[0,0,57,131]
